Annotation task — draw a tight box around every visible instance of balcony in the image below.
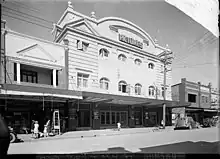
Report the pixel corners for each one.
[14,63,60,89]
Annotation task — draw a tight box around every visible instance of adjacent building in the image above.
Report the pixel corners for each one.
[0,27,82,133]
[52,2,176,130]
[171,78,218,124]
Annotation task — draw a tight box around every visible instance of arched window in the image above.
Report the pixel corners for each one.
[149,86,155,96]
[135,83,142,95]
[118,54,127,62]
[99,48,109,58]
[134,59,142,65]
[100,78,109,90]
[118,80,127,93]
[148,63,154,69]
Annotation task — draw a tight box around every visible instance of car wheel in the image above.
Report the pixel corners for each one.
[10,132,16,143]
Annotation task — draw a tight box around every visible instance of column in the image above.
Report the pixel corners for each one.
[17,63,20,84]
[53,69,56,88]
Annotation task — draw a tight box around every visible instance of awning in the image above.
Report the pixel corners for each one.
[82,91,178,107]
[0,84,82,101]
[185,107,204,112]
[204,109,218,112]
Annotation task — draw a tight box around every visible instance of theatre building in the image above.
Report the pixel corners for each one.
[52,2,175,131]
[0,28,82,133]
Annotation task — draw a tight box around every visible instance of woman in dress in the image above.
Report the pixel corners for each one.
[34,121,39,139]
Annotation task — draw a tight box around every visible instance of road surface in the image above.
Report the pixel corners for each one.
[8,127,219,154]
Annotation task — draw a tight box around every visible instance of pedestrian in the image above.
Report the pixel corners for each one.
[34,121,39,139]
[117,121,121,131]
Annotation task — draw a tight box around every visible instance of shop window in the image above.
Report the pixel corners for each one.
[77,73,89,88]
[118,80,127,93]
[118,54,127,62]
[101,112,105,125]
[106,112,110,124]
[77,40,89,51]
[99,48,109,58]
[148,86,155,96]
[188,93,197,103]
[112,112,116,124]
[100,77,109,90]
[148,63,154,69]
[135,83,142,95]
[134,59,142,65]
[21,69,38,83]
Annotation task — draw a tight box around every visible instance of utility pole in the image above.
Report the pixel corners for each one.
[160,44,173,129]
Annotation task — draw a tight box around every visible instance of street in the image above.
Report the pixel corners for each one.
[8,127,219,154]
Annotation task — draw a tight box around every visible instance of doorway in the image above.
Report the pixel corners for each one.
[78,110,90,127]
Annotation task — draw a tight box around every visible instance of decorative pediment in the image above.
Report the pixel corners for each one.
[16,44,57,63]
[65,18,99,36]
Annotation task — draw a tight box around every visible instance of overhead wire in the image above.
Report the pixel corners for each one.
[5,0,40,13]
[174,33,217,65]
[2,14,53,30]
[2,9,52,27]
[2,5,55,24]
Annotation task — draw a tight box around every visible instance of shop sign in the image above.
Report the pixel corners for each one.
[119,34,143,49]
[93,111,99,119]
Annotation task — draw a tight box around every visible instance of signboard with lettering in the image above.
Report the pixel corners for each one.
[119,34,143,49]
[93,111,99,119]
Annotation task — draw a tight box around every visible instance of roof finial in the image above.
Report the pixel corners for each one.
[154,38,158,44]
[91,11,96,19]
[68,1,73,8]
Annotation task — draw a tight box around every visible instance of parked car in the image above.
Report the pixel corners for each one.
[174,116,199,130]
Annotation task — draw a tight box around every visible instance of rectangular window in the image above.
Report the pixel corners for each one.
[77,73,89,88]
[116,112,120,123]
[14,63,17,81]
[21,69,38,83]
[101,112,105,125]
[188,94,196,103]
[106,112,110,124]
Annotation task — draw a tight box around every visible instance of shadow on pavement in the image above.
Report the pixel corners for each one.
[139,141,220,154]
[85,141,220,154]
[7,141,220,159]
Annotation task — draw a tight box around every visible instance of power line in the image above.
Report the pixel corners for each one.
[174,31,212,63]
[5,1,40,13]
[2,14,53,30]
[2,9,52,27]
[2,5,54,24]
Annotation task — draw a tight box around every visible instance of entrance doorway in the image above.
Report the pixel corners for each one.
[134,110,142,126]
[78,110,90,127]
[148,112,157,126]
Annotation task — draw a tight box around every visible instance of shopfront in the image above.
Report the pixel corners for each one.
[80,91,175,130]
[0,84,82,133]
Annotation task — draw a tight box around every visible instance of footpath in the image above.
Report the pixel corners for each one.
[17,126,175,143]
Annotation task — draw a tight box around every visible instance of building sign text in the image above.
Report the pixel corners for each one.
[119,34,143,49]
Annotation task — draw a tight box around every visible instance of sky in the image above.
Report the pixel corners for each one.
[1,0,219,89]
